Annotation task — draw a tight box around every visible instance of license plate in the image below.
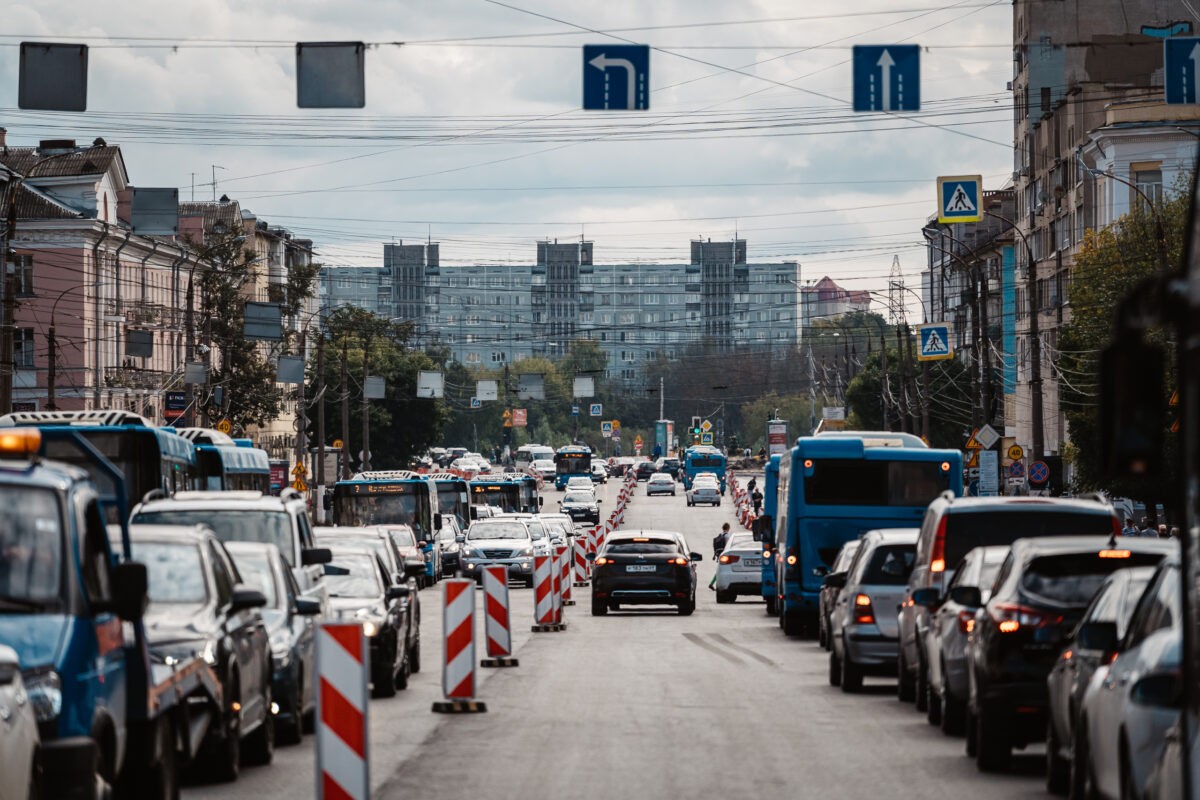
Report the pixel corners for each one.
[625,564,656,573]
[743,558,762,566]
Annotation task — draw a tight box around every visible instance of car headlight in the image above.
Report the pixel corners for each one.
[199,639,218,666]
[522,547,533,556]
[361,620,379,637]
[23,669,62,723]
[269,631,292,665]
[354,608,383,637]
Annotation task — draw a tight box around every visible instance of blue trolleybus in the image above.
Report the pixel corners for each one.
[178,427,271,492]
[332,470,443,583]
[757,454,783,614]
[774,431,963,637]
[553,445,592,490]
[683,445,727,492]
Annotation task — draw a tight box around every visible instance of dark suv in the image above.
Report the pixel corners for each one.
[634,461,658,481]
[960,536,1175,772]
[898,495,1121,711]
[588,531,701,615]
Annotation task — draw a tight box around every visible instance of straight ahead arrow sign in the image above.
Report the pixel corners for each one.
[877,49,894,111]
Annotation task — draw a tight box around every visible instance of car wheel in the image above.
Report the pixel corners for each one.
[276,673,303,746]
[715,589,734,604]
[764,595,778,616]
[394,649,410,692]
[205,673,241,783]
[525,576,535,588]
[840,638,863,693]
[926,670,942,726]
[965,703,978,758]
[915,654,930,712]
[372,645,397,699]
[782,611,805,637]
[243,682,275,766]
[974,704,1012,772]
[828,645,842,687]
[678,593,696,615]
[897,649,916,702]
[122,716,179,799]
[1046,720,1070,795]
[818,614,828,649]
[591,599,608,616]
[940,672,966,736]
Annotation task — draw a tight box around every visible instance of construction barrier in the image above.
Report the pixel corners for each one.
[316,623,369,800]
[551,547,564,622]
[557,544,574,606]
[433,579,486,713]
[531,555,563,631]
[480,566,518,668]
[573,537,589,586]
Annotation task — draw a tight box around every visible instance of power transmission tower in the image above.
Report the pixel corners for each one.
[888,254,906,327]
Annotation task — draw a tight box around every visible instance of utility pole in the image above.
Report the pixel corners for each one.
[46,322,56,411]
[340,337,351,479]
[659,375,664,420]
[895,325,909,432]
[295,329,308,481]
[904,323,918,434]
[0,198,15,416]
[807,343,816,434]
[879,325,890,430]
[315,332,326,522]
[361,336,371,472]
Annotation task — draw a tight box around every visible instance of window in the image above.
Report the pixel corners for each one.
[619,313,635,325]
[208,542,234,607]
[644,294,660,305]
[14,329,34,369]
[465,352,481,364]
[337,276,351,289]
[1133,166,1163,208]
[13,255,33,295]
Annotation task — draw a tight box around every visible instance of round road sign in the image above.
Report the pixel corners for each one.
[332,439,345,450]
[1007,444,1024,461]
[1008,461,1025,478]
[216,418,232,434]
[1029,460,1050,485]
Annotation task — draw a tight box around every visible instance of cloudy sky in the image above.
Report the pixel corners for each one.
[0,0,1014,312]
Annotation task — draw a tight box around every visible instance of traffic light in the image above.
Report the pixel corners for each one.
[691,416,701,435]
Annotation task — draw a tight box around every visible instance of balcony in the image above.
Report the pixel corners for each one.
[104,366,171,390]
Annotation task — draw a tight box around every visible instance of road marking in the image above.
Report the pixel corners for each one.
[682,632,743,665]
[707,633,777,667]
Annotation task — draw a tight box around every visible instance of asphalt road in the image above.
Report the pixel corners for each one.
[186,475,1055,800]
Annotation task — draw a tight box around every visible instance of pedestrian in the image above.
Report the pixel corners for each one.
[710,523,732,590]
[1157,524,1169,538]
[1140,517,1157,537]
[751,488,763,515]
[1122,518,1139,536]
[747,476,757,494]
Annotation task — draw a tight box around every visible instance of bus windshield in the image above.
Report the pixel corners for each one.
[334,491,424,532]
[688,455,724,468]
[472,483,521,512]
[804,459,950,507]
[555,455,591,474]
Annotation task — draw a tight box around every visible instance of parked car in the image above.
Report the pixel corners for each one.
[827,529,918,692]
[225,541,322,746]
[1044,563,1160,793]
[817,540,863,651]
[922,545,1009,733]
[559,490,601,524]
[899,495,1121,709]
[325,546,421,697]
[0,644,39,800]
[459,518,537,586]
[588,532,701,616]
[962,536,1175,772]
[714,532,764,603]
[1075,552,1184,799]
[686,482,721,507]
[128,523,273,780]
[646,473,677,497]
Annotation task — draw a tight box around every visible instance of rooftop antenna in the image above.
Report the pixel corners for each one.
[190,172,196,202]
[211,164,226,202]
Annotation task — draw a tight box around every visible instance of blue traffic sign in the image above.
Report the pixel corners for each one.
[590,403,603,417]
[1008,461,1025,478]
[1165,37,1200,104]
[470,396,481,408]
[852,45,919,112]
[1029,460,1050,485]
[571,405,580,416]
[917,323,953,361]
[937,175,982,223]
[583,45,649,111]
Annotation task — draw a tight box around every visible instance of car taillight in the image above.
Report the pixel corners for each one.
[668,557,688,566]
[595,557,613,566]
[988,601,1062,633]
[719,554,740,564]
[930,516,948,573]
[957,610,976,634]
[853,593,875,625]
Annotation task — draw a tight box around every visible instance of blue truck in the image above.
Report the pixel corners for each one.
[0,425,221,798]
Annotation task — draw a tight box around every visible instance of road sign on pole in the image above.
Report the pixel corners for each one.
[590,403,603,417]
[1165,37,1200,104]
[1028,460,1050,486]
[700,432,714,445]
[917,323,953,361]
[852,45,920,112]
[583,45,649,110]
[470,396,481,409]
[937,175,983,223]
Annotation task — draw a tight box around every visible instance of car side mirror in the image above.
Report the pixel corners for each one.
[301,547,333,566]
[689,552,703,562]
[912,587,942,608]
[948,586,982,608]
[822,572,846,589]
[293,597,322,616]
[1075,621,1119,655]
[812,566,829,578]
[110,562,148,622]
[455,535,466,544]
[586,552,597,562]
[403,562,426,580]
[1130,671,1183,709]
[230,584,268,613]
[386,585,411,601]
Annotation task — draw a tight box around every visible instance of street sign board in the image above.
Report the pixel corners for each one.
[822,407,846,420]
[512,408,528,427]
[601,421,613,435]
[937,175,983,223]
[583,44,649,110]
[476,379,498,401]
[590,403,603,417]
[634,435,643,448]
[332,439,344,450]
[964,450,979,469]
[965,428,982,450]
[1007,444,1024,461]
[572,375,595,399]
[292,478,308,492]
[1009,461,1025,478]
[470,396,481,409]
[766,420,789,457]
[1165,37,1200,104]
[918,323,953,361]
[700,419,713,433]
[851,45,919,112]
[1028,460,1050,486]
[700,432,714,445]
[571,405,580,416]
[292,462,307,476]
[612,420,621,432]
[975,424,1000,450]
[216,418,232,434]
[978,449,1000,496]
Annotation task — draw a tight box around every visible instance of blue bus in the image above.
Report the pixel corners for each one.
[0,410,195,520]
[756,454,783,615]
[333,470,443,583]
[428,472,471,527]
[553,445,592,490]
[178,428,271,492]
[505,472,541,513]
[469,473,540,513]
[683,445,726,492]
[774,431,963,637]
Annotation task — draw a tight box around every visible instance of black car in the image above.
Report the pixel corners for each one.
[437,523,462,575]
[225,542,323,746]
[1043,563,1160,794]
[657,457,681,479]
[962,536,1176,772]
[588,531,701,616]
[326,546,423,697]
[634,461,658,481]
[128,523,273,781]
[559,489,601,524]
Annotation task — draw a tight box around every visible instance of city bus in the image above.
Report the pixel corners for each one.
[756,454,783,615]
[428,472,471,527]
[177,427,271,492]
[469,473,536,513]
[553,444,592,490]
[332,470,441,547]
[0,410,195,520]
[683,445,727,492]
[774,431,963,637]
[506,471,541,513]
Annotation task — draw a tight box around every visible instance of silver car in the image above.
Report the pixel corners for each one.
[459,519,536,587]
[828,528,918,693]
[687,483,721,507]
[714,533,762,603]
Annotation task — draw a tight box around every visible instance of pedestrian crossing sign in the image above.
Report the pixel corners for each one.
[936,175,982,223]
[917,323,953,361]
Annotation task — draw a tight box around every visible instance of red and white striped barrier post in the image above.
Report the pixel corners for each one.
[557,544,574,606]
[315,623,369,800]
[573,537,589,586]
[480,566,518,668]
[551,547,564,622]
[432,579,486,713]
[531,555,563,631]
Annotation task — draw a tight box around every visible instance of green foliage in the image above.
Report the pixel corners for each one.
[738,392,818,450]
[844,350,973,448]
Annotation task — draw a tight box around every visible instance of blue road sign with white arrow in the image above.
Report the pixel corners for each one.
[1165,37,1200,104]
[852,45,919,112]
[917,323,953,361]
[583,45,649,111]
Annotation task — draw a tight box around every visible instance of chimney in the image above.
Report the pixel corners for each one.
[117,188,134,225]
[38,139,77,155]
[0,127,6,154]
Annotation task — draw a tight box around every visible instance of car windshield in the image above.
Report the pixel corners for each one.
[944,511,1114,568]
[326,554,382,598]
[386,527,416,547]
[861,544,917,585]
[606,541,679,554]
[228,550,281,610]
[650,475,672,482]
[135,509,295,565]
[132,541,208,604]
[317,535,391,569]
[726,534,755,551]
[564,492,594,503]
[0,487,64,606]
[1020,551,1166,606]
[468,522,529,540]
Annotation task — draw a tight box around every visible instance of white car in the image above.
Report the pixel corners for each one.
[646,473,676,496]
[565,476,594,492]
[590,462,609,484]
[687,483,722,507]
[714,533,763,603]
[0,644,38,800]
[530,459,557,482]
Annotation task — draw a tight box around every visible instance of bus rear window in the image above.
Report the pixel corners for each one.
[804,460,949,507]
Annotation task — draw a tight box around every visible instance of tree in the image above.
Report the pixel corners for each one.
[844,350,972,448]
[739,392,818,451]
